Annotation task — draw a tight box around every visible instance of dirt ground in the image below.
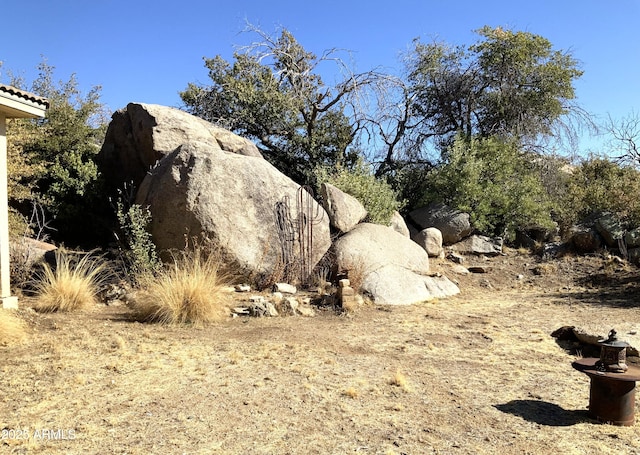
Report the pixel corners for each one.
[1,249,640,455]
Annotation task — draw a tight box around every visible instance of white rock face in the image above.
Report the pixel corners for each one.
[389,211,410,237]
[412,227,444,257]
[98,102,262,191]
[320,183,367,233]
[333,223,459,305]
[135,141,331,281]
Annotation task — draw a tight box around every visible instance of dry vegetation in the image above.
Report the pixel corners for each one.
[30,250,107,313]
[0,310,26,345]
[1,250,640,454]
[128,249,231,324]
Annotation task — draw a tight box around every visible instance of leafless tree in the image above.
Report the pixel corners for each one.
[605,110,640,167]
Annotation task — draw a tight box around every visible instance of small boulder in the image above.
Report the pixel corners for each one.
[541,242,569,260]
[595,213,625,247]
[450,264,470,275]
[446,251,465,264]
[628,248,640,266]
[408,202,472,245]
[320,183,367,233]
[273,283,297,295]
[361,265,460,305]
[333,223,459,305]
[625,227,640,248]
[451,235,502,256]
[412,227,443,258]
[297,304,316,317]
[569,224,602,254]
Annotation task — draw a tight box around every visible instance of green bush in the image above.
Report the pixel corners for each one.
[417,135,555,240]
[314,160,404,225]
[116,199,162,285]
[6,60,109,245]
[561,157,640,231]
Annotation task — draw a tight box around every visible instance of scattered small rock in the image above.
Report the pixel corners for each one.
[447,252,465,264]
[451,265,470,275]
[468,266,490,274]
[281,297,299,315]
[273,283,297,294]
[297,305,316,317]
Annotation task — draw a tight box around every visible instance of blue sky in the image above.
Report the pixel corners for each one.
[2,0,638,155]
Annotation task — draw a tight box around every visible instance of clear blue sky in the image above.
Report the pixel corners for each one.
[2,0,638,155]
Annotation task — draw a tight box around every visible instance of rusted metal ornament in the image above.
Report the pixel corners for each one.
[596,329,629,373]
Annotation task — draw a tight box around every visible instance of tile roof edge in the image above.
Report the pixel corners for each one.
[0,84,49,108]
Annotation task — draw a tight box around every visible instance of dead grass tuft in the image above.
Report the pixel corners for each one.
[111,334,127,350]
[342,386,359,398]
[345,258,367,293]
[32,250,107,312]
[0,310,26,344]
[130,248,231,324]
[389,369,410,392]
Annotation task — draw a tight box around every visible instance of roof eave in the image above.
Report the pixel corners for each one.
[0,91,48,118]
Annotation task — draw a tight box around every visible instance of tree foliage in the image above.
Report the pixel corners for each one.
[6,60,108,244]
[562,157,640,229]
[416,135,555,239]
[388,26,583,171]
[181,26,374,187]
[314,159,403,225]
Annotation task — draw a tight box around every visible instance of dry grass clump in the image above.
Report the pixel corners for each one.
[389,369,411,392]
[0,310,26,344]
[130,248,231,324]
[345,258,367,294]
[32,250,107,312]
[342,386,359,398]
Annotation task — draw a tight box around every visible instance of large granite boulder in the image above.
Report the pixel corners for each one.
[388,211,410,237]
[135,141,331,283]
[320,183,367,233]
[408,202,472,245]
[98,103,262,192]
[333,223,459,305]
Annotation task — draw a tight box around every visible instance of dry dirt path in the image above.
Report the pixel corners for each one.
[1,253,640,454]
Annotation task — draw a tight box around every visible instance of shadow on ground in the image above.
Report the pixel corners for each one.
[542,268,640,309]
[494,400,592,426]
[577,270,640,307]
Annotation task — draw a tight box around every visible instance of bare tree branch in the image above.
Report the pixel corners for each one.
[604,110,640,167]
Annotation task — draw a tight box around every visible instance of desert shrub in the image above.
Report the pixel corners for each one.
[415,135,555,240]
[0,311,26,345]
[314,159,403,225]
[560,157,640,231]
[32,250,108,312]
[130,247,231,324]
[6,61,109,246]
[343,258,367,295]
[115,198,161,285]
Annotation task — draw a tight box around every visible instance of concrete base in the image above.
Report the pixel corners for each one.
[1,295,18,309]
